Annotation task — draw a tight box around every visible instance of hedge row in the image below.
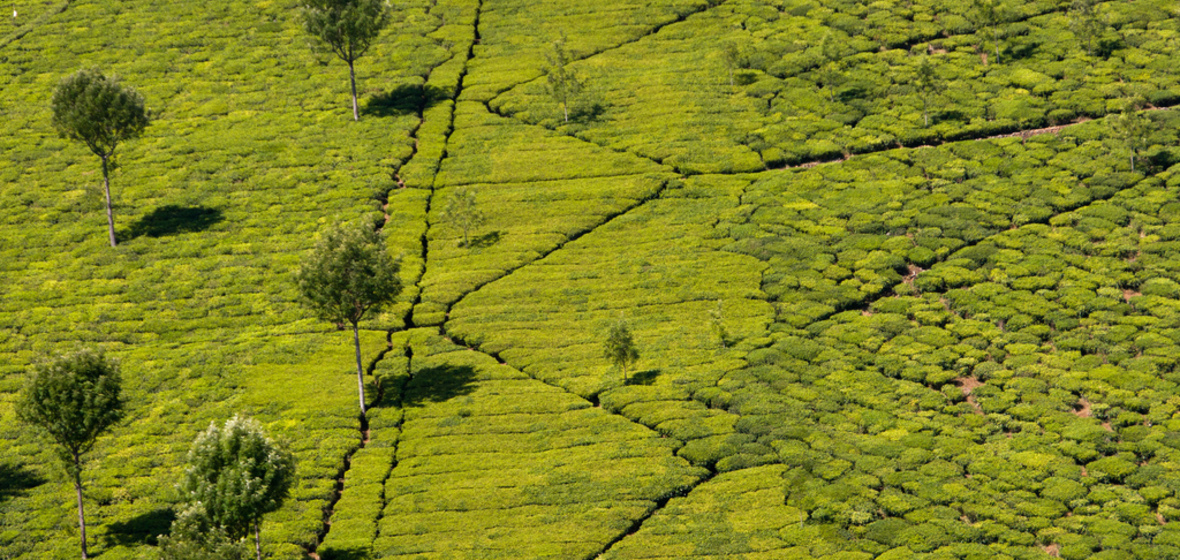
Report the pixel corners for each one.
[368,331,705,559]
[489,0,1179,173]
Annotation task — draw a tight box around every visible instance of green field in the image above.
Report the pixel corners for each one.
[5,0,1180,559]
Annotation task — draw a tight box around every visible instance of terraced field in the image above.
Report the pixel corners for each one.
[5,0,1180,559]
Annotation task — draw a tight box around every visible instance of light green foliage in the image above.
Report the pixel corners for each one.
[51,67,150,246]
[369,331,706,558]
[301,0,390,120]
[440,187,486,248]
[0,0,445,555]
[545,35,584,123]
[602,465,802,559]
[178,416,295,558]
[12,0,1180,558]
[604,319,640,382]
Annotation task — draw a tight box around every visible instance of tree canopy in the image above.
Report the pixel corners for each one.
[301,0,390,121]
[603,320,640,383]
[17,349,124,559]
[51,68,150,247]
[178,416,295,560]
[296,217,401,415]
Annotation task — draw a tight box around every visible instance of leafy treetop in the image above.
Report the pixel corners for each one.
[51,67,149,160]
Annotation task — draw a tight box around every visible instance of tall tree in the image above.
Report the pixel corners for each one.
[296,217,401,415]
[545,35,584,123]
[301,0,390,121]
[914,56,939,127]
[441,187,486,248]
[177,416,295,560]
[970,0,1003,63]
[51,68,150,247]
[603,319,640,383]
[816,33,846,103]
[16,349,124,560]
[1069,0,1103,56]
[1110,103,1150,173]
[722,41,744,87]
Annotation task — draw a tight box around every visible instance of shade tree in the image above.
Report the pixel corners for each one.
[51,68,150,247]
[301,0,390,121]
[441,187,486,248]
[15,349,124,560]
[603,319,639,383]
[545,35,584,123]
[176,416,296,560]
[296,217,401,416]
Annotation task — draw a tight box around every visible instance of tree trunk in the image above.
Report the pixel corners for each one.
[562,100,569,123]
[101,155,116,247]
[254,521,262,560]
[73,455,87,560]
[349,60,359,122]
[353,322,366,416]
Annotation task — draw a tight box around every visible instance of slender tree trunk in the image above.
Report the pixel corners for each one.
[349,59,359,122]
[101,155,116,247]
[254,521,262,560]
[353,322,366,416]
[562,100,569,123]
[73,455,87,560]
[1131,154,1136,173]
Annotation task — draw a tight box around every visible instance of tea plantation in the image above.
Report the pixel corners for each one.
[4,0,1180,559]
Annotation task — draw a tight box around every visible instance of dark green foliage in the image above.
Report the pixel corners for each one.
[16,349,124,475]
[51,67,150,247]
[16,349,123,559]
[51,68,149,163]
[301,0,390,120]
[1069,0,1105,56]
[296,217,401,415]
[604,319,639,382]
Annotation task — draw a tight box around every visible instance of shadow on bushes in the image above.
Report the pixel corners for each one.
[125,205,223,240]
[105,508,175,547]
[0,463,45,503]
[321,545,373,560]
[364,84,449,118]
[404,364,477,407]
[626,369,661,386]
[465,230,503,249]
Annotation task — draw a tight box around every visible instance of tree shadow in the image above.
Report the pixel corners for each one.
[104,508,175,547]
[465,230,503,249]
[124,205,223,239]
[404,364,477,407]
[625,369,661,386]
[320,545,374,560]
[570,101,606,123]
[364,84,449,118]
[0,463,45,503]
